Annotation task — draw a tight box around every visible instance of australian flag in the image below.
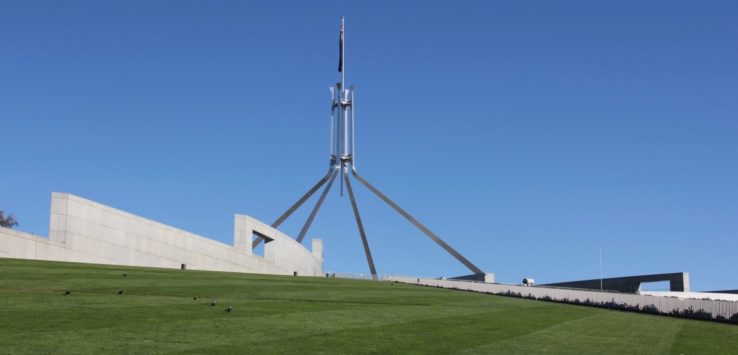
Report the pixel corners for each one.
[338,17,344,73]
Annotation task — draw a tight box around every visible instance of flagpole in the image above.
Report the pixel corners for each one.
[273,17,486,278]
[339,16,346,195]
[340,17,345,91]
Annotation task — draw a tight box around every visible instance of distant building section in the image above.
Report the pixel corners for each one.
[448,272,495,283]
[544,272,690,293]
[0,193,323,276]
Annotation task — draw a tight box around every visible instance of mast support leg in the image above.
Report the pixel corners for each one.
[296,168,339,244]
[254,167,335,249]
[351,169,482,275]
[344,168,378,279]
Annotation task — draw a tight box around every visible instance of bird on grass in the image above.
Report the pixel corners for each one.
[193,296,197,301]
[64,289,71,296]
[122,273,127,277]
[209,299,217,306]
[224,305,233,314]
[117,289,124,295]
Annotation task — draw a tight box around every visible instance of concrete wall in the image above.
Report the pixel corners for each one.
[385,276,738,320]
[449,273,495,283]
[234,214,323,276]
[1,193,323,276]
[0,226,83,262]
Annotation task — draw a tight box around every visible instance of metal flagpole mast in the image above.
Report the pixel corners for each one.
[266,17,485,280]
[335,17,377,278]
[339,17,348,197]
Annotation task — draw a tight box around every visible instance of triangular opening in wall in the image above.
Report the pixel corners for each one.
[252,231,273,258]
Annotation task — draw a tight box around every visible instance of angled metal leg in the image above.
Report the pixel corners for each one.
[272,166,335,228]
[296,167,339,244]
[344,168,378,280]
[253,167,335,249]
[351,168,482,275]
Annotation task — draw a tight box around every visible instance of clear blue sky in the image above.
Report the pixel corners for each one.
[1,1,736,291]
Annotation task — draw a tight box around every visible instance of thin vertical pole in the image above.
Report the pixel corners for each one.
[351,88,356,168]
[600,248,602,292]
[329,87,335,159]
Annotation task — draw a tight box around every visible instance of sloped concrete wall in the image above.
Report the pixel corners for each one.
[0,193,323,276]
[386,276,738,320]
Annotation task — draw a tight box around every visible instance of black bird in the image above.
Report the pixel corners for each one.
[224,305,233,314]
[209,299,217,306]
[122,273,127,277]
[117,289,124,295]
[193,296,198,301]
[64,289,71,296]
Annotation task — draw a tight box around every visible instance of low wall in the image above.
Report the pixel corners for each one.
[0,227,86,262]
[0,193,323,276]
[385,276,738,321]
[640,291,738,302]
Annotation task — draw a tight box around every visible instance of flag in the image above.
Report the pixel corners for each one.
[338,17,344,73]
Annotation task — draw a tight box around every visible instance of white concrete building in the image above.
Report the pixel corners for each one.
[0,193,323,276]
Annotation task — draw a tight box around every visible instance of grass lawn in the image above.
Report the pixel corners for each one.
[0,258,736,354]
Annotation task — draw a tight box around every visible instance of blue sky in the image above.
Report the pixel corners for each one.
[1,1,736,291]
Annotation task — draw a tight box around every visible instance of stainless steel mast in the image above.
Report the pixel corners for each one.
[265,18,484,280]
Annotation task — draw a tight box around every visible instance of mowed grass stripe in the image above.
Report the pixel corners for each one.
[178,307,596,354]
[0,258,737,354]
[460,310,683,354]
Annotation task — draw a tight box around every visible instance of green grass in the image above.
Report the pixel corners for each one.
[0,259,736,354]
